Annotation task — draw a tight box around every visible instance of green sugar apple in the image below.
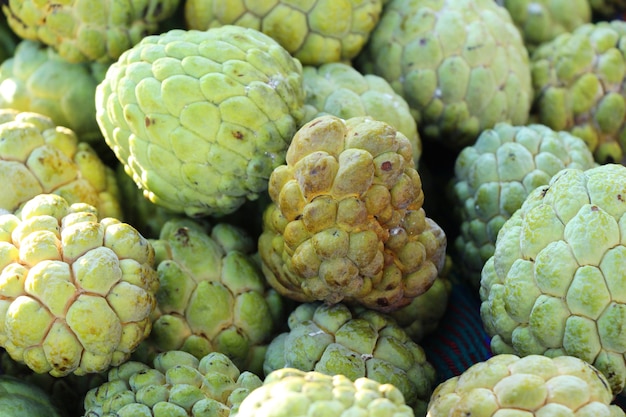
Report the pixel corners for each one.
[480,163,626,395]
[0,193,159,376]
[139,217,285,376]
[83,350,262,417]
[263,301,436,415]
[0,40,109,144]
[301,62,422,166]
[0,109,122,220]
[258,115,447,313]
[531,20,626,164]
[1,0,181,63]
[357,0,532,149]
[96,25,305,217]
[496,0,591,52]
[450,122,597,288]
[427,354,625,416]
[233,368,415,417]
[184,0,384,66]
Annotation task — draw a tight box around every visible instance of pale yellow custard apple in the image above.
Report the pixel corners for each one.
[427,354,625,416]
[138,217,285,376]
[184,0,384,65]
[0,109,122,220]
[258,115,447,313]
[480,163,626,395]
[96,26,305,217]
[2,0,181,63]
[0,193,159,377]
[233,368,415,417]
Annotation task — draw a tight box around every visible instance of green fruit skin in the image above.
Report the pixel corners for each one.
[96,26,305,217]
[480,164,626,396]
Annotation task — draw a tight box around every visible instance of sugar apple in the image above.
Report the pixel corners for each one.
[83,350,262,417]
[531,20,626,164]
[0,109,122,220]
[427,354,625,416]
[496,0,591,52]
[0,193,159,376]
[96,26,305,217]
[480,163,626,395]
[258,115,447,313]
[233,368,415,417]
[450,122,597,288]
[301,62,422,166]
[0,40,108,144]
[136,217,285,376]
[0,374,66,417]
[263,301,436,415]
[357,0,532,149]
[1,0,181,63]
[184,0,384,66]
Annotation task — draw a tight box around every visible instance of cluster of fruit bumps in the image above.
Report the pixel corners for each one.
[0,0,626,416]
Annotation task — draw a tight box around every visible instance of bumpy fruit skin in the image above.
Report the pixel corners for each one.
[184,0,383,66]
[0,40,108,143]
[96,26,305,217]
[2,0,181,64]
[496,0,591,52]
[138,218,284,376]
[427,354,625,417]
[480,163,626,395]
[302,62,422,166]
[233,368,415,417]
[451,123,597,288]
[258,115,446,313]
[531,21,626,164]
[263,302,436,415]
[83,350,262,417]
[358,0,532,149]
[0,109,122,220]
[0,193,158,377]
[0,375,65,417]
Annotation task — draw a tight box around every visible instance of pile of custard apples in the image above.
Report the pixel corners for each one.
[0,1,626,416]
